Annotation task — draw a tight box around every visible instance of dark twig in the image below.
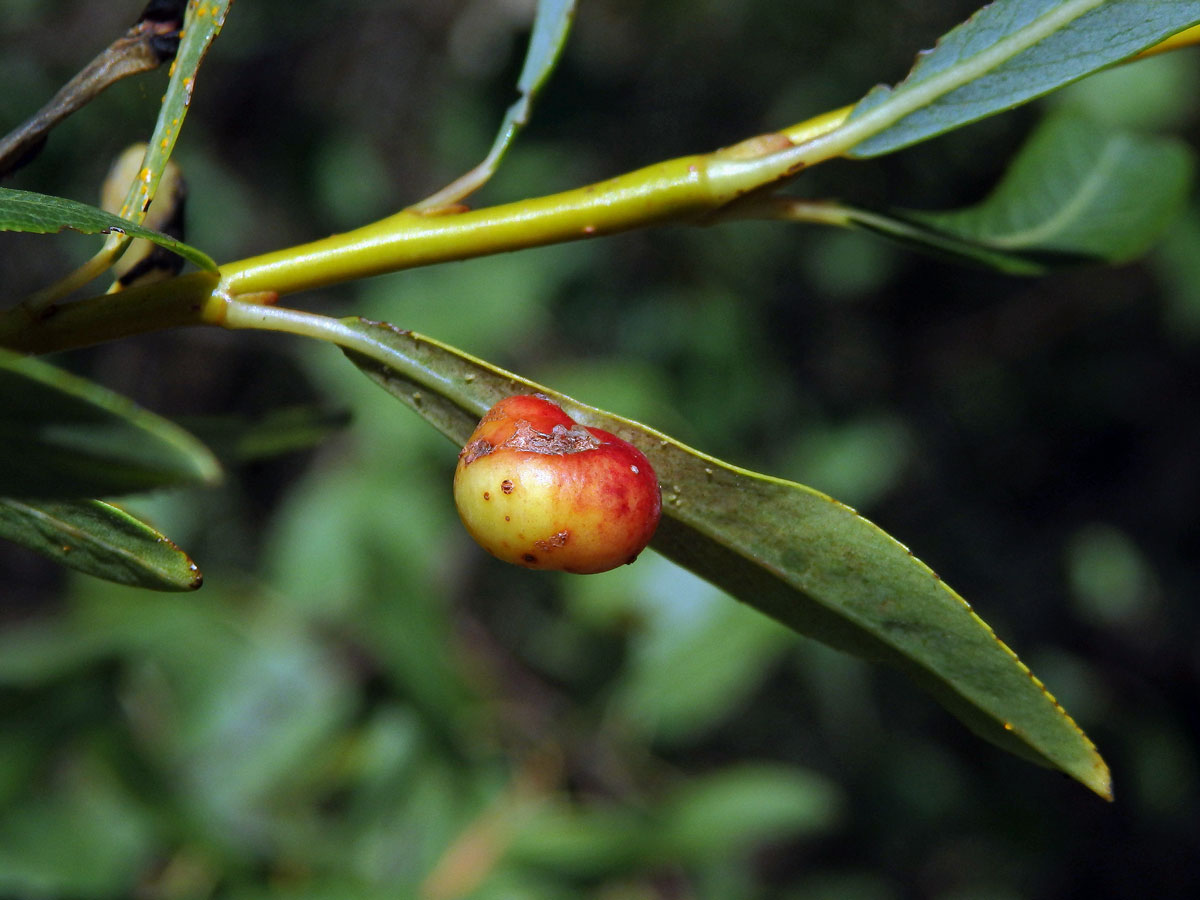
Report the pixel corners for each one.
[0,1,185,177]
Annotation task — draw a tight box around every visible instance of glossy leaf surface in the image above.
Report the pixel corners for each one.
[0,349,221,498]
[337,318,1111,799]
[0,498,201,591]
[844,0,1200,158]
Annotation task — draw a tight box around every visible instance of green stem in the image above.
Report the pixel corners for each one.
[0,272,220,354]
[0,110,848,357]
[22,234,130,312]
[216,145,808,297]
[221,300,487,414]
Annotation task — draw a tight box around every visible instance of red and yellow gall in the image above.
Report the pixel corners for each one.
[453,394,662,574]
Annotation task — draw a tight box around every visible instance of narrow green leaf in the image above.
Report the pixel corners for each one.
[507,0,578,140]
[0,186,217,272]
[844,0,1200,158]
[791,201,1050,276]
[0,498,202,591]
[412,0,577,209]
[110,0,230,228]
[0,349,222,498]
[337,319,1112,799]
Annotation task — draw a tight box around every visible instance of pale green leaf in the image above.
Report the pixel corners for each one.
[0,349,222,498]
[0,498,202,591]
[509,0,578,136]
[843,0,1200,158]
[413,0,577,209]
[0,186,216,272]
[336,319,1112,799]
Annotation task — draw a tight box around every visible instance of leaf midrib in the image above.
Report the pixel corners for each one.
[793,0,1109,161]
[981,137,1130,249]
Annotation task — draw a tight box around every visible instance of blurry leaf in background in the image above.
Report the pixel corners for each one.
[140,620,355,841]
[837,113,1195,274]
[502,764,843,893]
[906,114,1195,266]
[658,763,843,860]
[571,554,795,744]
[0,349,221,498]
[1049,45,1200,130]
[1065,522,1160,627]
[258,353,482,741]
[54,580,356,854]
[781,414,914,510]
[0,748,156,899]
[505,801,650,879]
[311,133,395,231]
[177,405,351,464]
[799,229,900,299]
[783,872,900,900]
[265,457,483,739]
[0,498,202,591]
[0,617,119,689]
[1150,207,1200,339]
[353,246,587,356]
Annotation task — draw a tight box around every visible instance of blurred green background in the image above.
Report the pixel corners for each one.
[3,1,1200,897]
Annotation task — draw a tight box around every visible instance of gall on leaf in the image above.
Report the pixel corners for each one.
[453,394,661,574]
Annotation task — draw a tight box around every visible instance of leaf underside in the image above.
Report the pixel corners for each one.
[338,318,1111,800]
[845,0,1200,158]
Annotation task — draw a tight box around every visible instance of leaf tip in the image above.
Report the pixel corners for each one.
[183,562,204,591]
[1082,755,1114,803]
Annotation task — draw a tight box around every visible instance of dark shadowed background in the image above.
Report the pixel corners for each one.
[2,1,1199,897]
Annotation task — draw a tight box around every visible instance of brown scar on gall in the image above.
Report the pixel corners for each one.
[459,439,494,465]
[534,531,570,552]
[503,419,601,455]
